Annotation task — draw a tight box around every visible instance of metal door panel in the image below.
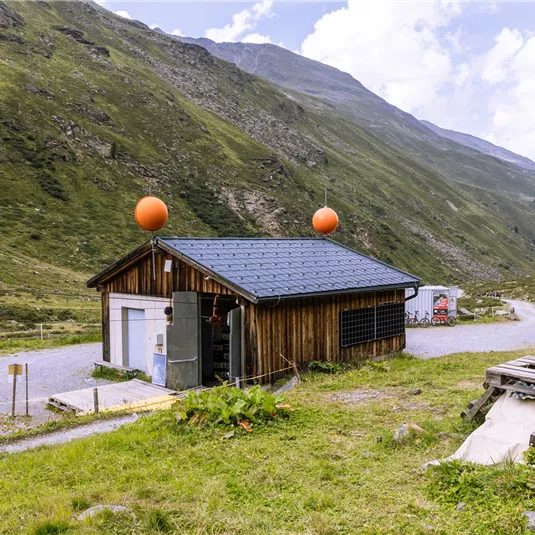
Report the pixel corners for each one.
[166,292,200,390]
[229,307,243,385]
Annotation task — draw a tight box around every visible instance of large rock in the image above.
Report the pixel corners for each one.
[524,510,535,531]
[0,2,24,29]
[459,307,474,317]
[77,505,129,521]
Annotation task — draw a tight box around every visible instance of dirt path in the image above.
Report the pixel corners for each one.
[406,299,535,359]
[0,343,109,431]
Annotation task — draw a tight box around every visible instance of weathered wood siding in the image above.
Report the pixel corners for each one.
[243,289,405,383]
[101,250,236,297]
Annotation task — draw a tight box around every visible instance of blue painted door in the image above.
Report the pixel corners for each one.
[127,308,146,371]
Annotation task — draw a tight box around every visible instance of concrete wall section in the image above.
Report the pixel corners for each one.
[109,293,170,376]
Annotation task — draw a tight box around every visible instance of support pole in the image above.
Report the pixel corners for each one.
[151,237,156,281]
[11,369,17,418]
[93,388,99,415]
[40,323,43,340]
[25,363,29,417]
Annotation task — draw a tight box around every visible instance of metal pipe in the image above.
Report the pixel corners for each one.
[405,285,420,302]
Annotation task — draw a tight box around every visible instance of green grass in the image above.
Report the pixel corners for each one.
[0,333,101,355]
[458,296,505,310]
[464,278,535,303]
[1,349,535,534]
[91,367,151,384]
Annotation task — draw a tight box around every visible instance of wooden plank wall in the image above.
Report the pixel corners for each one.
[243,289,405,383]
[102,250,235,297]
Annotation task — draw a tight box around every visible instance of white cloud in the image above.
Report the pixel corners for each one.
[205,0,273,43]
[481,28,523,84]
[242,33,272,44]
[484,33,535,159]
[300,0,460,115]
[114,10,132,20]
[171,29,184,37]
[149,23,159,30]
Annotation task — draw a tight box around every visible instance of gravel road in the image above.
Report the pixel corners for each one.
[406,299,535,359]
[0,343,109,430]
[0,414,141,454]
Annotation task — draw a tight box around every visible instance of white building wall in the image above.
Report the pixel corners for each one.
[109,293,170,377]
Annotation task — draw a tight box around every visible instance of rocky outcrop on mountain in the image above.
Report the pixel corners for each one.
[0,2,24,29]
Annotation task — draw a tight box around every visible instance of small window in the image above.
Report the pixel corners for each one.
[340,302,405,348]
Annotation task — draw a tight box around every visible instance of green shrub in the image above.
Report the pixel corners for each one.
[179,385,294,431]
[525,446,535,466]
[37,172,69,202]
[308,360,343,373]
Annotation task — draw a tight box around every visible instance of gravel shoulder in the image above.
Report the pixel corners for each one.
[406,299,535,359]
[0,414,141,454]
[0,343,109,434]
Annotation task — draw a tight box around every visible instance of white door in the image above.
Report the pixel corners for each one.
[127,308,146,370]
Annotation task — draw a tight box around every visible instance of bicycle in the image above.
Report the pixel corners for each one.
[411,311,422,328]
[419,311,431,328]
[431,313,456,327]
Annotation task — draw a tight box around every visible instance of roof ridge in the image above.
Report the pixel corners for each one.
[158,236,326,241]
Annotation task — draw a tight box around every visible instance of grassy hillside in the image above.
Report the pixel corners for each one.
[0,0,534,305]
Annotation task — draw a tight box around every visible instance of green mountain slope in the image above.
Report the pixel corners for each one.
[0,0,534,294]
[175,39,535,218]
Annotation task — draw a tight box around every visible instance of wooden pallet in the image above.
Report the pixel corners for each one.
[48,379,179,415]
[462,356,535,421]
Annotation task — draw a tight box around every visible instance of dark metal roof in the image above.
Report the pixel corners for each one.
[158,237,420,302]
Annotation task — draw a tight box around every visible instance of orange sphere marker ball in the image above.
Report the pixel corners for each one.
[134,196,169,231]
[312,207,339,234]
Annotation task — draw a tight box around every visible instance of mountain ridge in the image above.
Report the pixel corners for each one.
[420,120,535,172]
[172,37,535,198]
[0,1,534,293]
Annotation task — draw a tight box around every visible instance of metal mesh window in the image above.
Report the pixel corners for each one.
[340,302,405,348]
[376,302,405,339]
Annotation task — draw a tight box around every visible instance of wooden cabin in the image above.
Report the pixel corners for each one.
[87,238,420,389]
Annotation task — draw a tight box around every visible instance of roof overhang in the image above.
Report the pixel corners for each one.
[255,281,420,303]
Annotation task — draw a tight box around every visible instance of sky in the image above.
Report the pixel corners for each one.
[98,1,535,161]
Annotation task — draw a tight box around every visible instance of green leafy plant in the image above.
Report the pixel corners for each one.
[308,360,343,373]
[525,446,535,466]
[178,385,294,431]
